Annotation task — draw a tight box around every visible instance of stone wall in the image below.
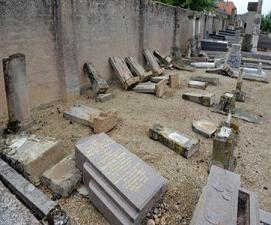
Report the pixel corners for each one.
[0,0,226,121]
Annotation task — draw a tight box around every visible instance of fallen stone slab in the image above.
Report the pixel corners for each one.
[42,154,82,197]
[182,92,216,107]
[192,120,217,138]
[190,76,219,86]
[206,65,235,77]
[153,50,173,68]
[0,158,70,224]
[77,185,89,198]
[0,135,65,186]
[144,49,165,75]
[125,56,153,81]
[260,209,271,225]
[75,133,168,225]
[188,80,207,90]
[133,80,168,98]
[83,62,109,94]
[191,62,216,68]
[109,57,139,90]
[149,124,199,158]
[150,75,169,83]
[172,64,195,72]
[169,74,180,89]
[95,93,114,103]
[0,180,40,225]
[63,104,119,133]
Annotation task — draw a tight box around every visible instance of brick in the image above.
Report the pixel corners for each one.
[190,76,219,86]
[144,49,165,76]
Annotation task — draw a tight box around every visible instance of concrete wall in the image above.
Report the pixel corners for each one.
[0,0,226,121]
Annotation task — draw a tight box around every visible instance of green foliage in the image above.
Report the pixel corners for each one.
[261,12,271,32]
[156,0,218,11]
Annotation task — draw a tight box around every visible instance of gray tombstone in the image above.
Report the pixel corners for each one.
[143,49,164,75]
[75,133,168,225]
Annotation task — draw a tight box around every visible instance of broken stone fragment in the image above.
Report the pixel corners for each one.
[192,120,217,138]
[231,90,246,102]
[188,80,207,90]
[42,154,82,197]
[0,135,66,186]
[149,124,199,158]
[169,74,180,89]
[182,92,216,106]
[63,104,119,133]
[95,93,114,103]
[190,76,219,86]
[206,64,235,77]
[153,50,173,68]
[217,92,236,113]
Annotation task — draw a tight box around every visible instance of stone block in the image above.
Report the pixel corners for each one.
[218,92,236,114]
[155,80,168,98]
[248,2,258,12]
[201,39,228,52]
[188,80,207,90]
[149,124,199,158]
[0,180,40,225]
[126,56,153,81]
[63,104,119,133]
[75,134,168,225]
[0,136,65,186]
[190,76,219,86]
[182,92,216,107]
[150,76,169,83]
[133,82,156,94]
[169,74,180,89]
[143,49,165,76]
[42,154,82,197]
[192,120,217,138]
[95,93,114,103]
[191,62,216,68]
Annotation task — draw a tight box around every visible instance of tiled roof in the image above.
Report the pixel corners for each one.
[217,1,236,15]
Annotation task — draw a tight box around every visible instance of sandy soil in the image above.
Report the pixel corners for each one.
[29,68,271,225]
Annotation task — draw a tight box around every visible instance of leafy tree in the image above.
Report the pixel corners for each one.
[261,12,271,32]
[156,0,218,11]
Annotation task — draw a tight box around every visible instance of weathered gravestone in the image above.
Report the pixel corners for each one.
[83,62,109,94]
[125,56,153,81]
[188,80,207,90]
[150,76,169,83]
[95,93,114,103]
[190,76,219,86]
[192,120,217,138]
[182,92,216,107]
[143,49,165,76]
[169,74,180,89]
[227,44,242,69]
[109,57,139,90]
[153,50,173,68]
[133,80,168,98]
[149,124,199,158]
[75,133,168,225]
[64,104,119,133]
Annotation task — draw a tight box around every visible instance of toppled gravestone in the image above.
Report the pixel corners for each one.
[109,57,139,90]
[206,64,235,77]
[153,50,173,68]
[149,124,199,158]
[188,80,207,90]
[125,56,153,81]
[83,62,109,94]
[182,92,216,107]
[192,120,217,138]
[150,75,169,83]
[133,80,168,98]
[0,135,65,186]
[75,133,168,225]
[0,158,70,224]
[190,76,219,86]
[231,68,246,102]
[143,49,165,75]
[63,104,119,133]
[95,93,114,103]
[0,180,40,225]
[42,154,82,197]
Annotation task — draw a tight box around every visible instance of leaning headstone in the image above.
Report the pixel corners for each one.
[190,76,219,86]
[188,80,207,90]
[226,44,241,69]
[3,53,31,126]
[206,64,235,77]
[192,120,217,138]
[63,104,119,133]
[143,49,165,75]
[75,133,168,225]
[182,92,216,107]
[0,180,40,225]
[0,159,70,224]
[109,57,139,90]
[150,76,169,83]
[125,56,153,81]
[191,59,221,69]
[153,50,173,68]
[242,34,253,52]
[83,62,109,94]
[149,124,199,158]
[42,154,82,197]
[0,135,65,186]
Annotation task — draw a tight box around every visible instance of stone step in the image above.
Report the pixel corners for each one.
[133,80,168,98]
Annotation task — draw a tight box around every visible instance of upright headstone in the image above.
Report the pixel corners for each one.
[3,53,31,126]
[227,44,242,69]
[252,0,263,53]
[75,134,168,225]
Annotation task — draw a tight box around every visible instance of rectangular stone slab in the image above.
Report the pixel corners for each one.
[143,49,164,75]
[190,165,240,225]
[190,76,219,86]
[125,56,152,81]
[0,180,40,225]
[182,92,215,106]
[149,124,199,158]
[0,158,58,220]
[188,80,207,90]
[0,136,65,186]
[75,133,168,225]
[150,76,169,83]
[153,50,173,68]
[260,209,271,225]
[109,57,139,90]
[133,82,156,94]
[63,104,119,133]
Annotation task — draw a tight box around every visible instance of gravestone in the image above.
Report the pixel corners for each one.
[190,76,219,86]
[143,49,165,75]
[153,50,173,68]
[133,80,168,98]
[192,120,217,138]
[109,57,139,90]
[75,134,168,225]
[188,80,207,90]
[231,68,246,102]
[83,62,109,94]
[182,92,216,107]
[125,56,152,81]
[227,44,242,69]
[149,124,199,158]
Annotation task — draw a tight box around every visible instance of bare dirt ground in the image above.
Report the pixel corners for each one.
[29,68,271,225]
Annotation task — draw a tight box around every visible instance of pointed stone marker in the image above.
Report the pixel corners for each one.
[182,92,216,106]
[188,80,207,90]
[192,120,217,138]
[149,124,199,158]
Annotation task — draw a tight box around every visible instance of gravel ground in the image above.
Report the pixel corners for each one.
[28,68,271,225]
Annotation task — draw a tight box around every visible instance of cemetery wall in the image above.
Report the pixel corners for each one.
[0,0,225,121]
